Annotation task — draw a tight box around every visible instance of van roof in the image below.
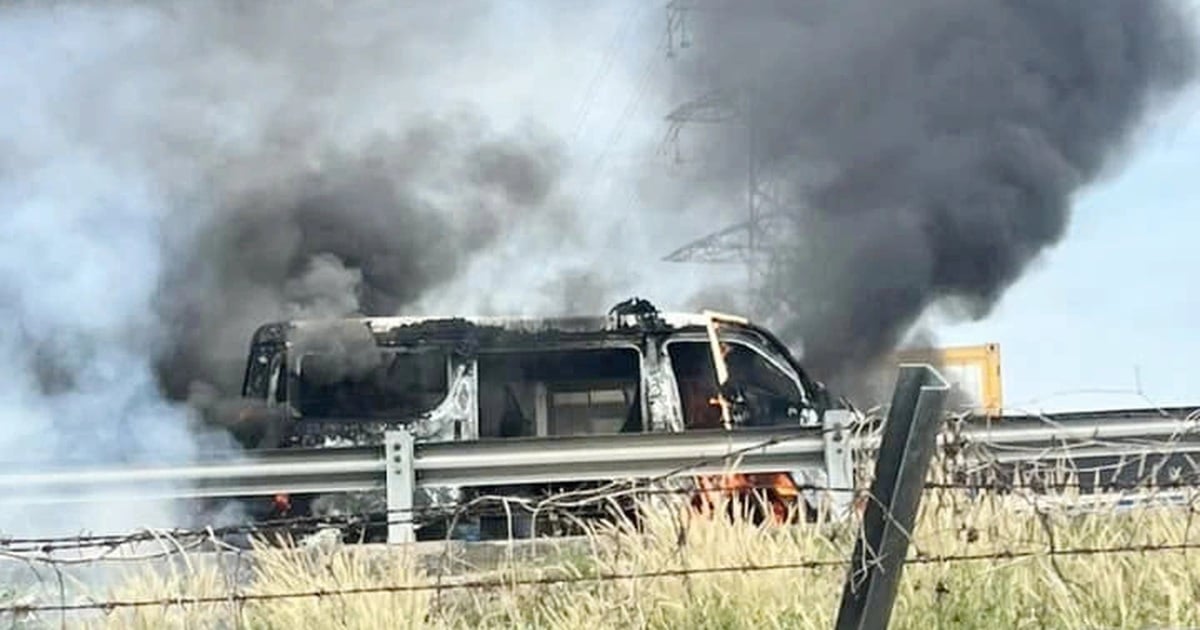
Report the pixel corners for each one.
[251,312,746,347]
[291,311,722,334]
[248,298,756,347]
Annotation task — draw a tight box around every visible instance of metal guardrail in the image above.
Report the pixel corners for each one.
[954,413,1200,445]
[834,411,1200,454]
[386,426,843,543]
[948,412,1200,472]
[411,428,828,486]
[0,405,1196,538]
[0,426,842,519]
[0,449,387,504]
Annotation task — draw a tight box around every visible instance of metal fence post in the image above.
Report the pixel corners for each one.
[385,429,416,544]
[834,364,951,630]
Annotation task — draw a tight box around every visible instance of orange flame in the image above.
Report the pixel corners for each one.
[691,472,799,524]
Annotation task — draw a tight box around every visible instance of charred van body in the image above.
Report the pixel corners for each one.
[234,298,840,541]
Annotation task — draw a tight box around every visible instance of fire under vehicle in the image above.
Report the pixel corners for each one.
[234,298,854,541]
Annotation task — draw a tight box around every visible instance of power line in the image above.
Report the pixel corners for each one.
[568,2,647,149]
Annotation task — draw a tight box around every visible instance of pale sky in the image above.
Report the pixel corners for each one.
[931,82,1200,413]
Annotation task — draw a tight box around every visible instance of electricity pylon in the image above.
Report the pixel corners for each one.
[660,5,793,297]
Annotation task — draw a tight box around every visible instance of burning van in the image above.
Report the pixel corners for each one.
[235,298,848,540]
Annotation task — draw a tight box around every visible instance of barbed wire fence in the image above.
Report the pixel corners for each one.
[3,405,1200,626]
[4,492,1200,626]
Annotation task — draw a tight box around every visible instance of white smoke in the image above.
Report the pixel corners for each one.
[0,1,676,537]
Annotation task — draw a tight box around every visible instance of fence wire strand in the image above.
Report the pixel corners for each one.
[5,539,1200,617]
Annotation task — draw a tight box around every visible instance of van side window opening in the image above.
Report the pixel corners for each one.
[667,342,724,430]
[723,344,802,399]
[267,352,286,404]
[723,343,806,425]
[668,339,806,428]
[243,345,282,400]
[295,350,449,420]
[478,348,642,438]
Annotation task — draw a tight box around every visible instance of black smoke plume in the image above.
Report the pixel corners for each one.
[155,116,566,403]
[128,5,569,442]
[670,0,1196,396]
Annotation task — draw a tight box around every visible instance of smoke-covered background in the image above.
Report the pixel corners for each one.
[662,0,1195,396]
[0,1,647,534]
[665,0,1197,397]
[0,0,1196,532]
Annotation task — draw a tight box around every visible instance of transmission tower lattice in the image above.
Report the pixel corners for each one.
[659,1,795,293]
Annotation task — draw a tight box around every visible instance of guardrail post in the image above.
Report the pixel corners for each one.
[385,429,416,544]
[822,409,857,519]
[834,364,951,630]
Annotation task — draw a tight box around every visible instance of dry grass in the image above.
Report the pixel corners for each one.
[65,486,1200,630]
